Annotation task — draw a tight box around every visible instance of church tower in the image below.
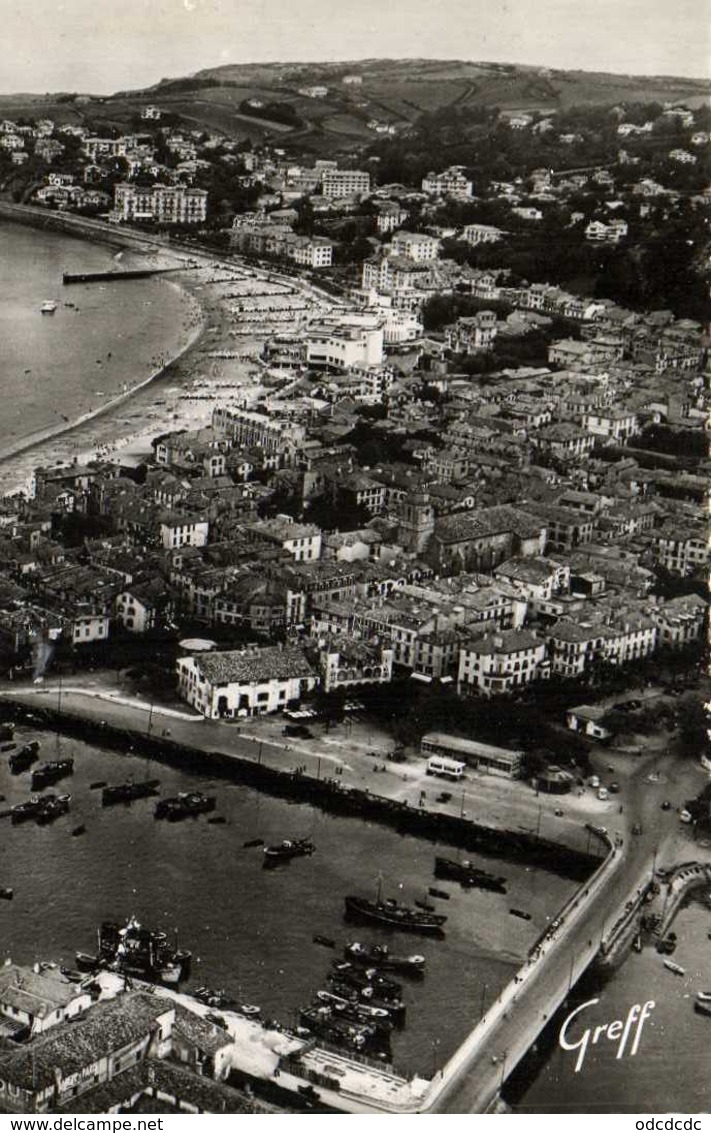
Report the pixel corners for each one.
[398,488,435,554]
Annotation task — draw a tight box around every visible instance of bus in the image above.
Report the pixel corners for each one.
[426,756,466,781]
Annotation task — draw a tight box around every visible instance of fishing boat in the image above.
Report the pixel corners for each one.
[154,792,216,821]
[11,793,70,825]
[40,301,57,314]
[80,917,192,983]
[0,888,13,901]
[8,741,40,774]
[298,1005,384,1055]
[35,794,71,825]
[243,837,264,848]
[31,759,74,791]
[663,959,685,976]
[328,980,406,1025]
[510,908,532,921]
[344,941,426,976]
[316,990,393,1031]
[696,990,711,1003]
[331,961,402,1000]
[435,856,507,894]
[694,1000,711,1017]
[263,838,315,862]
[313,935,336,948]
[102,779,160,806]
[345,890,446,936]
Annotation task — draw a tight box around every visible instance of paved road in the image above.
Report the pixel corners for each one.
[427,746,707,1113]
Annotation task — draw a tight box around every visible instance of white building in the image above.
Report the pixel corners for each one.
[321,169,371,199]
[457,629,549,696]
[421,167,473,198]
[159,514,210,549]
[71,611,110,646]
[585,219,628,243]
[248,517,322,562]
[289,235,333,268]
[582,409,639,443]
[113,183,208,225]
[462,223,505,246]
[319,639,394,692]
[306,312,385,369]
[0,964,91,1038]
[176,645,318,718]
[390,231,439,262]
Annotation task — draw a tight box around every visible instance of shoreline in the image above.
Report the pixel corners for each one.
[0,278,207,471]
[0,205,240,494]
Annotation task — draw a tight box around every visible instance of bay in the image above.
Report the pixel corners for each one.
[0,222,198,469]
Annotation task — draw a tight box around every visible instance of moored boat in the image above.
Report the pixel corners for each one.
[8,741,40,775]
[344,941,426,976]
[694,1000,711,1017]
[298,1005,384,1055]
[330,961,402,1000]
[328,980,406,1025]
[696,990,711,1003]
[264,838,315,862]
[12,793,70,825]
[435,856,507,894]
[0,888,13,901]
[40,301,57,314]
[316,989,393,1030]
[663,959,685,976]
[84,916,192,983]
[345,894,446,935]
[102,779,160,806]
[35,794,71,825]
[155,792,216,821]
[31,759,74,791]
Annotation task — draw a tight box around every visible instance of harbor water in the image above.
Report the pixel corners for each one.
[0,725,578,1079]
[509,884,711,1112]
[0,221,199,488]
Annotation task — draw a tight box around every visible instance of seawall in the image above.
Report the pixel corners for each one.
[0,698,599,879]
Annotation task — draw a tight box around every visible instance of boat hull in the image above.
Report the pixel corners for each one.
[345,896,446,935]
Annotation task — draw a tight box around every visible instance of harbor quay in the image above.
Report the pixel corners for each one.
[0,683,644,1114]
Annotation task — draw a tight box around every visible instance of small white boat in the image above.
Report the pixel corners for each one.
[664,959,685,976]
[696,990,711,1002]
[40,301,57,314]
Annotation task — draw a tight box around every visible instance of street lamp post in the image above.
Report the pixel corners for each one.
[499,1048,509,1090]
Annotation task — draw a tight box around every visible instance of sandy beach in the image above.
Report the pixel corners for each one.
[0,215,335,495]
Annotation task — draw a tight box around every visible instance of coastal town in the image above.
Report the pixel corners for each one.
[0,55,709,1117]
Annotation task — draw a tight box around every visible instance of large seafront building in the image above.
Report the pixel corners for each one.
[176,644,318,718]
[112,183,208,224]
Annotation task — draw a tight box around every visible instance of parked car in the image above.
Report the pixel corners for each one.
[661,800,672,811]
[608,782,620,794]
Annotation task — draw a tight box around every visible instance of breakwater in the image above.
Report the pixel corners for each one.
[62,268,180,285]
